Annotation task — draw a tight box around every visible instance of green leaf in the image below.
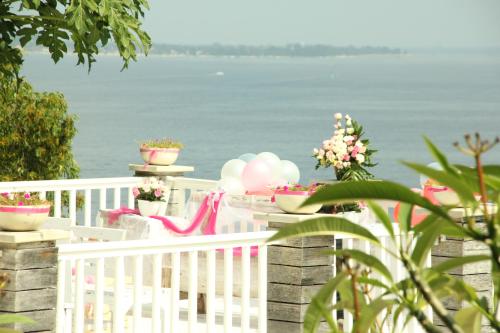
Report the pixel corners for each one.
[455,307,482,333]
[367,201,395,239]
[268,216,381,245]
[397,203,413,233]
[357,276,390,290]
[324,249,393,282]
[423,136,459,176]
[403,162,476,204]
[353,298,395,333]
[433,255,490,273]
[411,223,444,267]
[303,272,347,333]
[305,181,451,221]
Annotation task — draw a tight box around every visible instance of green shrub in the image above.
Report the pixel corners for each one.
[0,75,79,181]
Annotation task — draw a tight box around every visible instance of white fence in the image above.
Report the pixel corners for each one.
[0,176,217,227]
[57,231,272,333]
[0,177,432,332]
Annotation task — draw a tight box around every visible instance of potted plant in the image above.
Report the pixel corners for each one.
[139,138,184,166]
[0,192,51,231]
[272,183,323,214]
[132,177,171,217]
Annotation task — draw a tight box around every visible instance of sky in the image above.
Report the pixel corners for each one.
[143,0,500,48]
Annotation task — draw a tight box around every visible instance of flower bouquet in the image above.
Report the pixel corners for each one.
[0,192,51,231]
[313,113,376,181]
[132,177,171,216]
[272,183,323,214]
[140,138,184,166]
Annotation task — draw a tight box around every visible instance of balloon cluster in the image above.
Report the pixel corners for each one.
[219,152,301,195]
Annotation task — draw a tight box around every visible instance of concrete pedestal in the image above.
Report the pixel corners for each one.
[0,229,69,332]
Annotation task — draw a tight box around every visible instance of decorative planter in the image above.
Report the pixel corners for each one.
[137,200,167,217]
[0,205,51,231]
[140,147,180,166]
[274,190,322,214]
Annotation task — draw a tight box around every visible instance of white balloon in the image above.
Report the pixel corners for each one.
[238,153,257,162]
[281,160,300,184]
[221,159,247,180]
[218,177,246,195]
[256,152,282,180]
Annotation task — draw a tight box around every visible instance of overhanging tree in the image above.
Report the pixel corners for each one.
[0,0,151,79]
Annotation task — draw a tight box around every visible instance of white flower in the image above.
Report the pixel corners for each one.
[343,135,354,143]
[334,113,342,120]
[318,149,325,158]
[338,129,345,135]
[345,114,351,120]
[356,153,365,164]
[355,141,364,148]
[142,184,151,193]
[343,161,351,167]
[346,127,354,134]
[346,120,352,126]
[313,148,319,155]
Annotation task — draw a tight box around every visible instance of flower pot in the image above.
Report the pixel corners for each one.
[138,200,167,217]
[0,205,51,231]
[140,147,180,166]
[274,190,322,214]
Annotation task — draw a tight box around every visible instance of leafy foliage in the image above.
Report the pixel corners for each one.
[0,74,79,182]
[0,0,151,78]
[270,134,500,333]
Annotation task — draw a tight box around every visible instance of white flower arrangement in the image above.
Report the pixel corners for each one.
[132,177,170,202]
[313,113,376,181]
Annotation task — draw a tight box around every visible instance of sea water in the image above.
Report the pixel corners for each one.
[21,53,500,186]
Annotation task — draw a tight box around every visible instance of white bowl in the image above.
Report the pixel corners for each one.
[432,189,460,206]
[274,193,322,214]
[0,205,51,231]
[140,147,180,166]
[138,200,167,217]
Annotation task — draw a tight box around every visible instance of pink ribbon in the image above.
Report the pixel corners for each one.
[0,206,50,213]
[106,192,258,256]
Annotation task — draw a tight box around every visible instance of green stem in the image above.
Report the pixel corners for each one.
[405,302,441,333]
[0,14,65,22]
[400,252,464,333]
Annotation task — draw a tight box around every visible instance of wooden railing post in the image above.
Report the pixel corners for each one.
[0,230,69,332]
[255,213,334,333]
[432,208,494,332]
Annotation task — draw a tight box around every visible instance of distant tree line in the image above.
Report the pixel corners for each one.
[148,43,404,57]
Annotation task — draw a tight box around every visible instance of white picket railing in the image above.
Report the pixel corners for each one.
[57,231,272,333]
[0,176,217,227]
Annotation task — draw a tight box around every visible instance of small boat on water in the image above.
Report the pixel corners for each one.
[215,71,224,76]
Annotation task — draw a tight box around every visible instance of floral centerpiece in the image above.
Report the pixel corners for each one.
[313,113,376,181]
[132,177,171,216]
[0,192,51,231]
[272,183,323,214]
[140,138,184,166]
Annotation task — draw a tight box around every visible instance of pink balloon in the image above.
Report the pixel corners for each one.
[241,159,273,192]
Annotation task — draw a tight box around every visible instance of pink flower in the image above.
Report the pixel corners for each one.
[351,145,360,158]
[1,192,8,197]
[132,187,140,198]
[154,188,162,198]
[360,146,367,153]
[343,154,350,161]
[18,202,24,206]
[24,193,31,199]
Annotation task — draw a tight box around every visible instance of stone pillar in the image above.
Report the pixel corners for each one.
[0,230,69,332]
[432,209,493,333]
[129,164,195,216]
[255,213,334,333]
